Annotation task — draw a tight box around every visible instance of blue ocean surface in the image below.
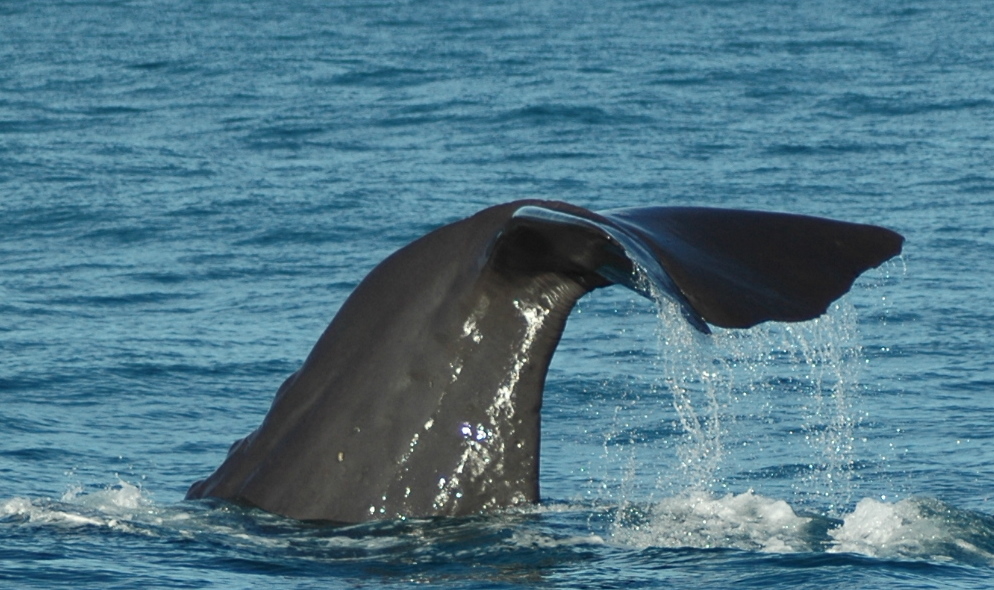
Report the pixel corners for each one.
[2,0,994,587]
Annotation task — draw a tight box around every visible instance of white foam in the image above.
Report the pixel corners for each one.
[613,490,814,553]
[62,479,148,511]
[2,480,154,532]
[609,491,994,565]
[829,497,994,564]
[829,497,918,556]
[511,530,606,549]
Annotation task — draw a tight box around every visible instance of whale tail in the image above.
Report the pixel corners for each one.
[499,204,904,332]
[188,201,903,523]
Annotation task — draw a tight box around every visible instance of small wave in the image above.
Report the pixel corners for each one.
[763,142,906,156]
[496,104,649,127]
[321,67,437,88]
[502,151,600,163]
[824,93,994,118]
[234,227,349,247]
[47,291,195,308]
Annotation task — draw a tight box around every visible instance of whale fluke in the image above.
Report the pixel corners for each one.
[187,200,903,522]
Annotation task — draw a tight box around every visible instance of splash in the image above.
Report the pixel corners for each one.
[646,285,863,512]
[782,303,862,510]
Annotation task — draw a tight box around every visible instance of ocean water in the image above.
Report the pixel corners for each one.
[2,0,994,587]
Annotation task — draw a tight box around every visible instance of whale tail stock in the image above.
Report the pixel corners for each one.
[186,200,903,523]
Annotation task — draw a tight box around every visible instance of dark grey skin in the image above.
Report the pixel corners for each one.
[187,200,903,523]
